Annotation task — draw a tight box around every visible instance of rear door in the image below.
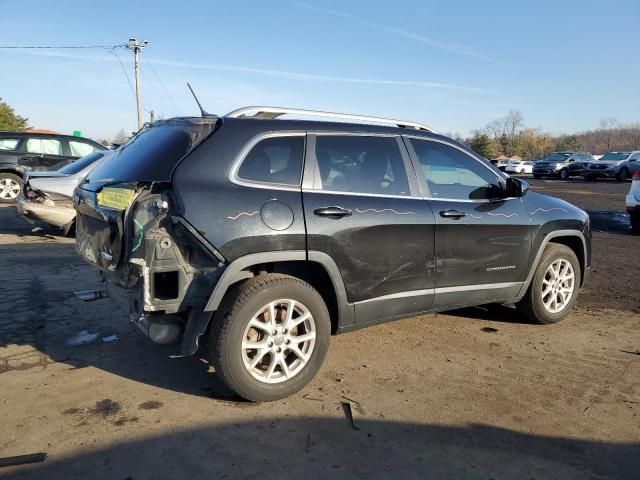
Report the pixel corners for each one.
[405,137,533,309]
[19,136,73,171]
[302,133,436,327]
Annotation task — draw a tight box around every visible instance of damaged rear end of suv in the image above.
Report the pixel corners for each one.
[74,117,224,351]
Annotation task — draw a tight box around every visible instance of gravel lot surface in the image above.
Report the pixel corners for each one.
[1,177,638,479]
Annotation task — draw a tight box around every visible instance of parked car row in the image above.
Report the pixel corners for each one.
[498,150,640,182]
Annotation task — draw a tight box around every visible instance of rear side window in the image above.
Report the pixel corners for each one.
[69,140,98,157]
[0,138,20,150]
[26,138,63,155]
[237,136,304,186]
[314,135,410,196]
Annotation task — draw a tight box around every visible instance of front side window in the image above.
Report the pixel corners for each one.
[237,136,304,186]
[410,139,502,200]
[314,135,410,196]
[26,138,62,156]
[0,138,20,151]
[69,140,98,157]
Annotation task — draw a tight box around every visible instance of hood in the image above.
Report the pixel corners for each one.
[590,160,622,167]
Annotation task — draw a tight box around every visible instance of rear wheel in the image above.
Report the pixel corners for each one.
[533,174,542,179]
[210,274,331,402]
[516,244,581,324]
[0,172,22,203]
[558,169,569,180]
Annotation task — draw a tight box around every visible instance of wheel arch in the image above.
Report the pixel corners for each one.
[204,250,353,334]
[515,230,588,301]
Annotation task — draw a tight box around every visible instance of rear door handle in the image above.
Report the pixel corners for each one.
[439,209,467,219]
[314,206,352,219]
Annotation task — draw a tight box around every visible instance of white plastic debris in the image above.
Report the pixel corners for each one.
[64,330,99,346]
[101,335,118,343]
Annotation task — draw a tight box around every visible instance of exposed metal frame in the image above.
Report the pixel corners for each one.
[225,106,434,132]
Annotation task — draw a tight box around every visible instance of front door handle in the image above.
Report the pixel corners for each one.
[439,209,467,219]
[314,206,352,219]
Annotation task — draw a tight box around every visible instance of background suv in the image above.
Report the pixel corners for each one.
[533,151,594,179]
[73,107,591,401]
[583,151,640,181]
[0,131,106,203]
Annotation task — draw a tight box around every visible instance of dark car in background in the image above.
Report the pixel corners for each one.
[73,107,591,402]
[0,131,106,203]
[532,151,595,179]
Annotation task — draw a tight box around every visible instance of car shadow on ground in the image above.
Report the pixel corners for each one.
[441,304,534,325]
[4,418,639,479]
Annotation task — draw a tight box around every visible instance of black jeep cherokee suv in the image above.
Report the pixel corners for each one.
[74,107,591,401]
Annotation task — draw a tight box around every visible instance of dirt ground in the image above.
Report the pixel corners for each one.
[1,177,639,479]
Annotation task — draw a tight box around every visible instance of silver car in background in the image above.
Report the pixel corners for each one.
[16,150,112,234]
[583,151,640,181]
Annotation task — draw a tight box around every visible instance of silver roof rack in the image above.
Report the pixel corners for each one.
[225,106,434,132]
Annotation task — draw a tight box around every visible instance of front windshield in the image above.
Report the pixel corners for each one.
[58,151,104,175]
[600,152,631,161]
[544,152,571,162]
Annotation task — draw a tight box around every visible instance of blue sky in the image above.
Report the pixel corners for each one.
[1,0,638,141]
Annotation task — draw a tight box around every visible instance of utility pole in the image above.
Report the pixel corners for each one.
[126,37,148,131]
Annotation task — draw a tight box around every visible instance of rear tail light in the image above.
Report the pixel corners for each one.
[632,171,640,180]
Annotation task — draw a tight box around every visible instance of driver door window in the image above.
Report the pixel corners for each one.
[409,139,502,200]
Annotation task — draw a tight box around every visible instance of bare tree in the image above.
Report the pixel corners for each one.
[599,118,619,151]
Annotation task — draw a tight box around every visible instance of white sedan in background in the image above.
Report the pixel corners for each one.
[505,161,534,175]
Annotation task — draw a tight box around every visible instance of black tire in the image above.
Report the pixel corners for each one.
[533,174,542,179]
[631,212,640,233]
[516,243,581,324]
[519,168,525,174]
[0,172,23,204]
[558,169,569,180]
[210,274,331,402]
[616,168,629,182]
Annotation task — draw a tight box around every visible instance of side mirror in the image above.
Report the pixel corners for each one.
[506,177,528,198]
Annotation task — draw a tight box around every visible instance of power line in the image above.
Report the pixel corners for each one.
[0,44,126,49]
[108,48,151,115]
[143,56,182,115]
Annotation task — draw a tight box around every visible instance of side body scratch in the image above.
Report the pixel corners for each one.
[355,208,415,215]
[227,211,259,220]
[487,212,519,218]
[530,207,569,215]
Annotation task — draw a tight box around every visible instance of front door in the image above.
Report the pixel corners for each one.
[406,137,534,309]
[302,133,436,327]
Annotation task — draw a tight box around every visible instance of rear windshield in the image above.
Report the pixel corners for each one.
[600,152,631,161]
[59,151,105,175]
[84,118,218,185]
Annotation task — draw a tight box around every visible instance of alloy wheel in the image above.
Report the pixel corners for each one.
[241,299,316,384]
[0,177,20,200]
[541,259,575,313]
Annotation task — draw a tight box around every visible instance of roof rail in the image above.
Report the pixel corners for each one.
[225,106,434,132]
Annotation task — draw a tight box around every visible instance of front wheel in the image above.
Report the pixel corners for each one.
[533,174,542,179]
[558,169,569,180]
[616,169,629,182]
[516,244,581,324]
[0,172,23,203]
[210,274,331,402]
